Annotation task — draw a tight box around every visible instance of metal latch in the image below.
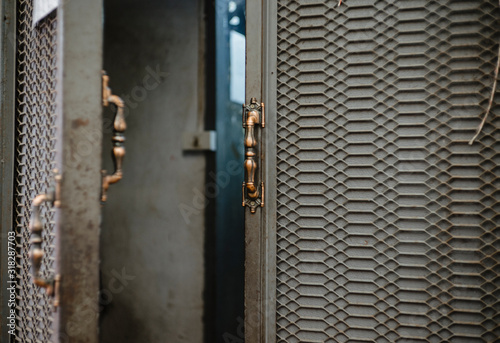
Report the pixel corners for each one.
[182,131,217,151]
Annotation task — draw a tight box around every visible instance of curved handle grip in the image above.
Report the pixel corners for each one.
[29,172,61,302]
[244,110,259,199]
[242,98,265,213]
[101,72,127,202]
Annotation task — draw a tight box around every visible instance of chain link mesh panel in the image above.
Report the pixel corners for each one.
[276,1,500,342]
[13,1,58,341]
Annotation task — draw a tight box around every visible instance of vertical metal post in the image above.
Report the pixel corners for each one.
[244,0,277,342]
[261,1,277,341]
[244,0,263,340]
[55,1,103,342]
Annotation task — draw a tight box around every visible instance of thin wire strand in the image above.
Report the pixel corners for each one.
[469,42,500,145]
[469,0,500,144]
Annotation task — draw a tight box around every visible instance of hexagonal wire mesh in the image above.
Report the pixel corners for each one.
[276,1,500,342]
[13,0,58,341]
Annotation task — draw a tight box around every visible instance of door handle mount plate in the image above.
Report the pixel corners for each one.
[242,181,265,214]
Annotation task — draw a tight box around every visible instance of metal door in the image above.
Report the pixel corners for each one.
[1,1,103,342]
[245,1,500,342]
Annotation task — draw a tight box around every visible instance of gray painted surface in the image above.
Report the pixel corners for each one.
[56,0,103,341]
[100,1,205,342]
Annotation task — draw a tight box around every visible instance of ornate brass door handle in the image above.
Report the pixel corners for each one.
[101,72,126,202]
[242,98,265,213]
[29,171,61,308]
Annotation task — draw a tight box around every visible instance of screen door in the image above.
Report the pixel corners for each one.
[1,1,103,342]
[13,1,59,341]
[245,1,500,342]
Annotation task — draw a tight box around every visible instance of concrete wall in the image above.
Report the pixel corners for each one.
[100,1,206,342]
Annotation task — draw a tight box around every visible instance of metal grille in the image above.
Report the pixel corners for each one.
[276,1,500,342]
[13,0,58,341]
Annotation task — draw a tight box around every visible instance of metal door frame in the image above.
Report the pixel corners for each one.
[1,1,103,342]
[244,1,277,342]
[55,0,103,341]
[246,2,500,343]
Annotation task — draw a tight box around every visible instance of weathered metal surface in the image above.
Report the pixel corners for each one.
[244,1,264,341]
[13,1,58,340]
[12,1,103,341]
[245,0,279,341]
[275,1,500,342]
[55,0,103,341]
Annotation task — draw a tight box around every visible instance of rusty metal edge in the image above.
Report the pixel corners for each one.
[244,0,263,341]
[0,0,16,342]
[262,0,277,341]
[54,1,103,342]
[245,0,278,342]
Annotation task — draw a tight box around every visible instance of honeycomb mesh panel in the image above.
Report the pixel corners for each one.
[276,1,500,342]
[13,1,58,341]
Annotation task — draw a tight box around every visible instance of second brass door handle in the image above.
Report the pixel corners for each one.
[244,107,260,199]
[101,72,126,203]
[242,98,265,213]
[29,171,61,308]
